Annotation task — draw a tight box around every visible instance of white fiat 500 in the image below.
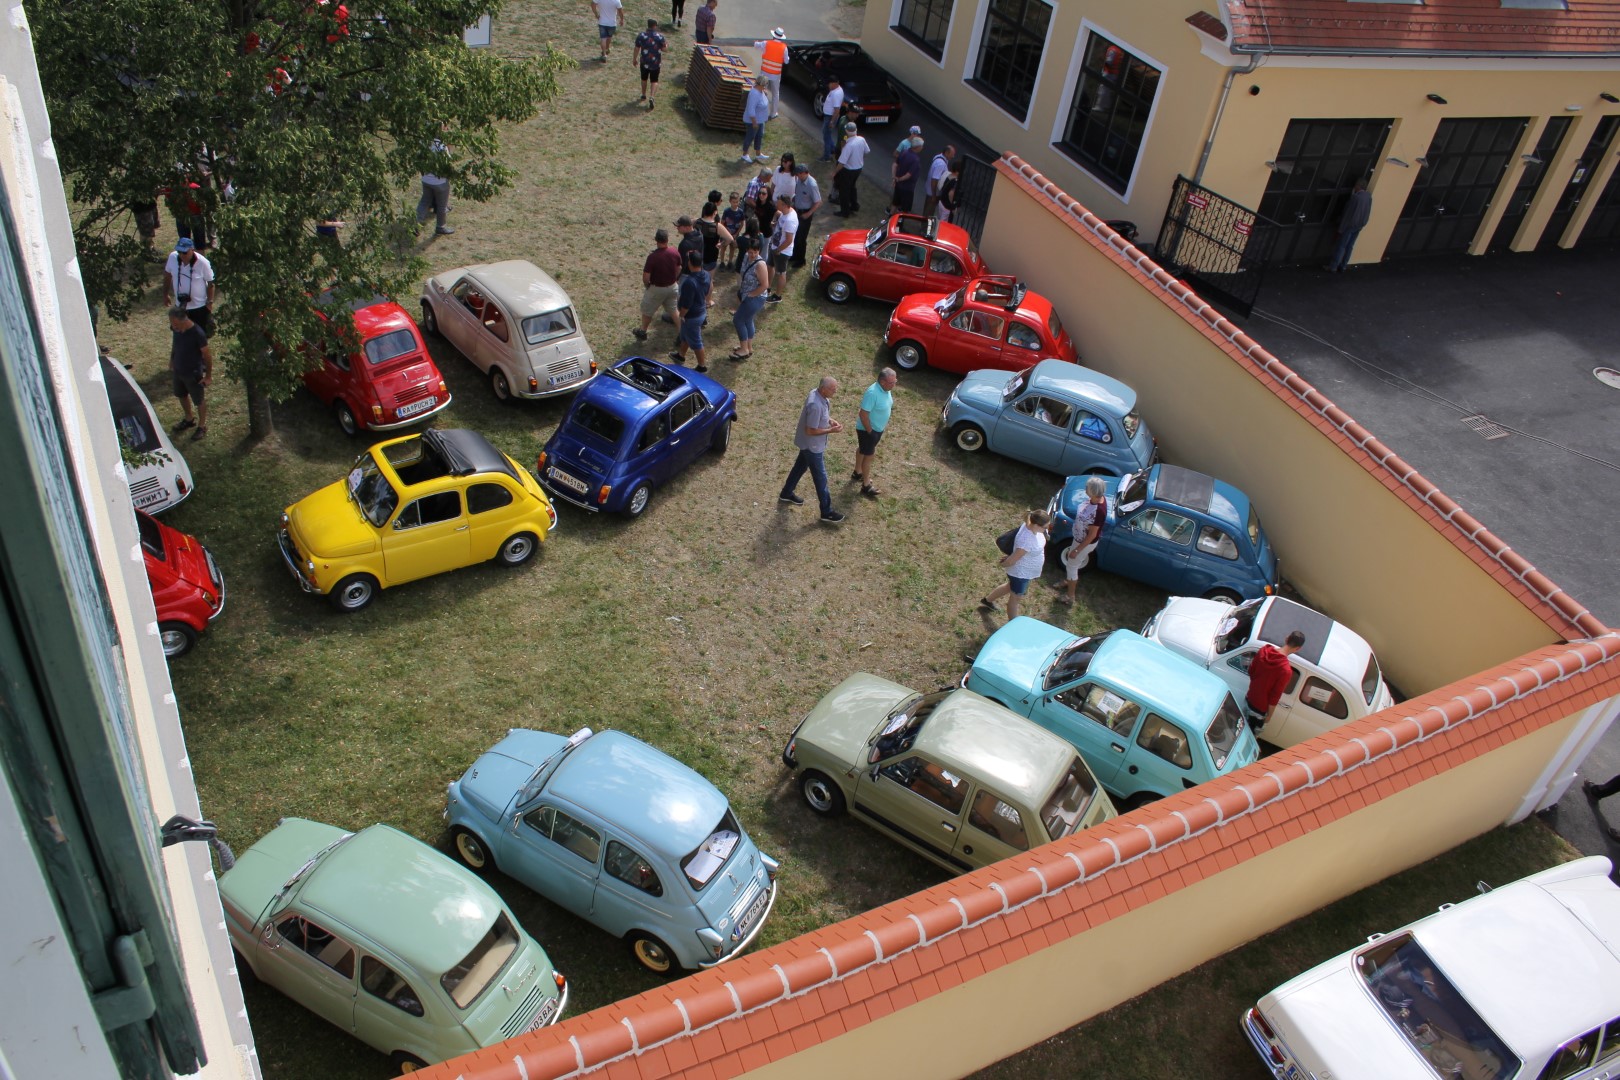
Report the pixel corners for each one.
[1141,595,1394,746]
[1244,857,1620,1080]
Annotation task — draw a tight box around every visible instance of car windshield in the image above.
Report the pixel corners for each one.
[346,453,399,527]
[101,358,162,454]
[1247,505,1263,549]
[362,328,418,366]
[869,690,949,763]
[1362,654,1384,707]
[680,809,742,891]
[135,512,166,562]
[1121,409,1142,441]
[1205,694,1245,769]
[440,911,521,1010]
[523,306,577,345]
[1044,632,1111,690]
[571,402,626,449]
[1117,470,1150,512]
[1215,599,1264,654]
[935,286,966,319]
[1041,758,1102,840]
[1356,933,1518,1080]
[1001,367,1033,403]
[1047,310,1064,344]
[864,220,889,253]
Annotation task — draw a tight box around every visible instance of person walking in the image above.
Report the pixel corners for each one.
[162,238,217,338]
[1584,774,1620,841]
[1246,631,1306,733]
[981,510,1050,619]
[741,77,770,163]
[1055,476,1108,605]
[753,28,789,118]
[633,18,667,108]
[669,249,711,371]
[936,157,964,222]
[634,228,682,341]
[789,163,822,268]
[730,236,768,360]
[1327,179,1372,273]
[779,376,845,525]
[851,367,896,497]
[924,144,956,217]
[819,75,846,162]
[592,0,624,60]
[167,306,214,441]
[766,194,797,303]
[693,0,718,43]
[891,137,921,214]
[669,0,685,29]
[833,122,869,216]
[416,136,454,236]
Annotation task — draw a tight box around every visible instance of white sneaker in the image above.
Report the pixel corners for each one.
[755,153,772,163]
[738,155,753,163]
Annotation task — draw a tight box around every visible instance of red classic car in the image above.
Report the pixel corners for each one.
[883,275,1078,374]
[302,292,451,435]
[138,509,224,658]
[812,213,986,306]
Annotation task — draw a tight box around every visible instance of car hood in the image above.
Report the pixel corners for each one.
[457,729,572,824]
[1146,597,1227,668]
[151,518,217,597]
[796,672,915,766]
[890,294,945,332]
[967,617,1070,708]
[1259,964,1434,1079]
[954,368,1016,412]
[286,482,380,559]
[824,229,871,263]
[218,818,350,925]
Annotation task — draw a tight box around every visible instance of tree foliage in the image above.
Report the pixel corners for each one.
[27,0,568,436]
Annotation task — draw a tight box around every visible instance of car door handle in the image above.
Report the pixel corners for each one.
[455,524,469,531]
[940,821,956,833]
[1110,743,1126,753]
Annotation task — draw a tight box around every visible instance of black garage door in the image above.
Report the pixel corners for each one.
[1540,116,1618,249]
[1387,117,1527,257]
[1578,161,1620,244]
[1487,116,1571,252]
[1257,118,1391,265]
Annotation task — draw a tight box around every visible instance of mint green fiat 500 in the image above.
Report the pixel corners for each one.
[219,819,566,1074]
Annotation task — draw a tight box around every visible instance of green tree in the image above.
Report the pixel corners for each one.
[27,0,568,438]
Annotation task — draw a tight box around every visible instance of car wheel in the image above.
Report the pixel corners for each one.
[328,573,378,613]
[812,90,826,116]
[419,301,438,336]
[712,417,732,453]
[823,274,856,305]
[625,483,652,518]
[390,1051,429,1074]
[450,828,491,873]
[1123,792,1163,812]
[892,340,926,371]
[799,770,847,817]
[334,400,360,436]
[1204,588,1242,605]
[490,368,513,402]
[628,932,679,976]
[496,532,539,566]
[952,423,986,452]
[158,621,197,659]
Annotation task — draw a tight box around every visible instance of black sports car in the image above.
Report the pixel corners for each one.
[782,41,904,128]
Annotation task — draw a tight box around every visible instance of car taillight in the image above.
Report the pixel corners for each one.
[437,379,447,394]
[596,485,611,505]
[176,476,189,496]
[553,971,566,991]
[589,359,598,375]
[206,591,221,611]
[537,451,548,472]
[528,376,539,393]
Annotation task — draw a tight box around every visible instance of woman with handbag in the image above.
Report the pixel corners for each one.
[982,510,1050,619]
[730,236,769,361]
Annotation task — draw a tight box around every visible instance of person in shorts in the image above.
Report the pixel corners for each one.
[167,305,214,441]
[633,18,666,108]
[766,194,797,303]
[852,368,896,497]
[981,510,1050,620]
[592,0,624,61]
[1056,476,1108,605]
[669,249,711,371]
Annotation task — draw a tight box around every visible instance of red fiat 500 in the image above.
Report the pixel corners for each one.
[812,213,986,306]
[301,292,451,435]
[138,509,224,658]
[884,275,1078,374]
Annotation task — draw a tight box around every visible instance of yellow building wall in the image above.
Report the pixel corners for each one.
[978,174,1561,693]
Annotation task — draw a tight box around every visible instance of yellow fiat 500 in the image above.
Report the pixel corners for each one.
[279,428,556,611]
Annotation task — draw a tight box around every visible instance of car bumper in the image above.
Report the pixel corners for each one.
[276,528,322,594]
[204,548,228,623]
[847,104,901,126]
[537,473,603,513]
[368,393,453,431]
[701,877,778,969]
[514,371,599,400]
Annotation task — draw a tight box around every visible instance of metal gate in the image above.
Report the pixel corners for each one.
[1578,161,1620,244]
[1154,175,1277,317]
[1387,117,1527,257]
[1488,116,1571,252]
[1542,116,1619,249]
[1257,118,1392,266]
[951,156,996,247]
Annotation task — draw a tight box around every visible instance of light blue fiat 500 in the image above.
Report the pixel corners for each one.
[445,728,779,975]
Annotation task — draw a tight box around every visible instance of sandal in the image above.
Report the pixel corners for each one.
[978,597,998,611]
[728,349,752,361]
[172,417,196,433]
[861,484,881,498]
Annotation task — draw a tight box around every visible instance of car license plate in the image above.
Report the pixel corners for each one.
[395,395,437,418]
[547,467,588,495]
[865,115,890,124]
[547,370,583,386]
[739,887,769,934]
[530,995,559,1030]
[133,490,164,509]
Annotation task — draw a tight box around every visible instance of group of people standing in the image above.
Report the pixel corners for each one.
[778,369,897,526]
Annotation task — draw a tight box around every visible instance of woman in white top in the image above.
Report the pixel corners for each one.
[981,509,1050,620]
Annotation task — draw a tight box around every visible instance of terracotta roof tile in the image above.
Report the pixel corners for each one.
[1224,0,1620,57]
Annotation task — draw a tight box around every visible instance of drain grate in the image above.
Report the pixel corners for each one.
[1459,414,1509,440]
[1596,367,1620,390]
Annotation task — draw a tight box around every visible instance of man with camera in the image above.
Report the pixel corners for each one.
[162,237,216,338]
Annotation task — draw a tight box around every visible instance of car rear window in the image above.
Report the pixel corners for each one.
[1041,757,1101,840]
[1205,694,1245,769]
[362,328,418,366]
[571,402,626,448]
[1121,409,1142,441]
[524,307,577,346]
[681,809,742,891]
[1215,600,1263,654]
[440,911,521,1009]
[1356,933,1518,1080]
[101,358,162,454]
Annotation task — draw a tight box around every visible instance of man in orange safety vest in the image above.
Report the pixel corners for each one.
[753,27,790,119]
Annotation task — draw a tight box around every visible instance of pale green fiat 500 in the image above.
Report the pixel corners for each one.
[781,674,1117,874]
[219,818,567,1074]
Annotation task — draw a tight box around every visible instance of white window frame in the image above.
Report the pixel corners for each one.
[888,0,956,69]
[959,0,1058,131]
[1048,20,1168,203]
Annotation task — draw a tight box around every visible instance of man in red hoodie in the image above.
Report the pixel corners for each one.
[1246,630,1306,732]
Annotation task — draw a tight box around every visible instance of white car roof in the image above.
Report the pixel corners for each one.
[435,260,573,316]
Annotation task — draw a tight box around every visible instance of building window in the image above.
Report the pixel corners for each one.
[1056,33,1162,194]
[968,0,1052,123]
[894,0,953,59]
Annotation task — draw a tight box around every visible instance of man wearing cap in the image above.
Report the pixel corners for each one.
[633,18,667,108]
[894,125,922,160]
[891,136,921,215]
[819,75,846,162]
[693,0,718,43]
[789,163,821,268]
[635,228,682,341]
[752,28,789,119]
[162,238,216,338]
[833,122,869,217]
[591,0,624,61]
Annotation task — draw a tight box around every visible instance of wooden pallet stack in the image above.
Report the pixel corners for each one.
[685,45,753,132]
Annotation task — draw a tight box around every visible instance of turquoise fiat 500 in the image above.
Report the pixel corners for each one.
[965,620,1262,808]
[445,728,779,975]
[219,819,566,1074]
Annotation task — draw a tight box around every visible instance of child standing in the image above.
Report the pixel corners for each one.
[720,192,746,271]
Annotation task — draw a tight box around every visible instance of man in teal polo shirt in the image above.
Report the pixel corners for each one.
[851,367,897,497]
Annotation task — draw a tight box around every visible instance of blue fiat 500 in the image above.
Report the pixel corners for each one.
[1050,463,1278,603]
[939,359,1156,476]
[537,357,737,517]
[965,621,1262,808]
[444,728,779,975]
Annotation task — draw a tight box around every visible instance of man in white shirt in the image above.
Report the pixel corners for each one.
[819,75,845,162]
[766,195,797,303]
[591,0,624,61]
[924,144,955,217]
[162,238,217,337]
[832,123,869,216]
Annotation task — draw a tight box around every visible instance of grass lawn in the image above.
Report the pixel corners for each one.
[87,0,1576,1076]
